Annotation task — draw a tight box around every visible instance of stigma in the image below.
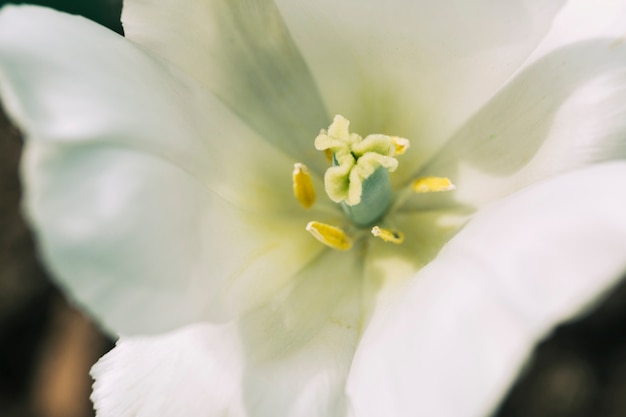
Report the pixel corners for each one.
[314,115,402,207]
[314,115,406,226]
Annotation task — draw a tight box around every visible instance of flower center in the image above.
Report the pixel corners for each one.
[293,115,455,251]
[314,115,406,226]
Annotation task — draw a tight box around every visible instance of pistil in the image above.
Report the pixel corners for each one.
[314,115,407,226]
[297,115,456,251]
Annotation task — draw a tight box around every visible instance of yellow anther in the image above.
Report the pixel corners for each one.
[306,221,352,251]
[292,163,316,209]
[371,226,405,244]
[412,177,456,193]
[390,136,410,155]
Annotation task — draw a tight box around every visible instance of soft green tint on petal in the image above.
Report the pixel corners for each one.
[123,0,330,172]
[0,6,329,335]
[24,144,325,335]
[274,0,565,183]
[0,5,310,212]
[92,250,362,417]
[347,162,626,417]
[359,208,470,327]
[418,0,626,210]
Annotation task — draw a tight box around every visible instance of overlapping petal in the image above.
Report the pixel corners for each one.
[347,162,626,417]
[123,0,330,173]
[121,0,566,182]
[91,250,362,417]
[0,5,330,335]
[357,208,470,327]
[274,0,565,181]
[418,0,626,209]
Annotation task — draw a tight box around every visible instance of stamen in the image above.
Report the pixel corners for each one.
[371,226,404,244]
[306,221,352,251]
[292,163,316,209]
[412,177,456,193]
[390,136,410,155]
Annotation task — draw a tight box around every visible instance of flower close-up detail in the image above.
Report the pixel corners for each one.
[1,0,626,416]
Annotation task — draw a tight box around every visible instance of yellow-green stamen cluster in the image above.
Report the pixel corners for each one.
[293,115,456,251]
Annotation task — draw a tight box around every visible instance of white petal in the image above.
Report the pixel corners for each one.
[91,324,245,417]
[347,162,626,417]
[274,0,564,179]
[359,208,470,329]
[419,0,626,209]
[122,0,330,172]
[0,5,306,211]
[526,0,626,60]
[25,145,327,335]
[0,6,327,335]
[92,250,362,417]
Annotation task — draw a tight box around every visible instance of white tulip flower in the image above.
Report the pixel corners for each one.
[1,1,626,416]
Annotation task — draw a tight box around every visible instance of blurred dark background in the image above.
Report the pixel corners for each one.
[0,1,625,416]
[0,3,120,417]
[0,0,123,34]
